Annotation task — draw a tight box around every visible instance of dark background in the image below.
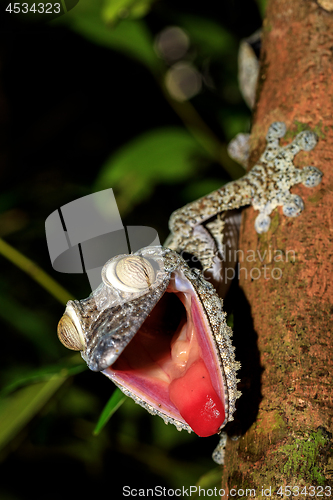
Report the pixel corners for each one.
[0,0,262,498]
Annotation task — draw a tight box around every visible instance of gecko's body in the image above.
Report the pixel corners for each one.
[57,123,322,461]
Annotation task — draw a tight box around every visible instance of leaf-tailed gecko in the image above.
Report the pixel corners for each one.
[57,122,322,462]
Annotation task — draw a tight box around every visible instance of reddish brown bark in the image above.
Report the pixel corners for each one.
[221,1,333,497]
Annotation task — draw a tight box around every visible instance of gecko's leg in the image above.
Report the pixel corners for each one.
[167,122,323,271]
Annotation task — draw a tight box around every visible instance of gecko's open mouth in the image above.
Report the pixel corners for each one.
[57,248,236,437]
[104,271,226,437]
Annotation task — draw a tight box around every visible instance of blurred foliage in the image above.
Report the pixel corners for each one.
[94,127,206,214]
[0,356,85,450]
[0,0,265,498]
[55,0,159,70]
[102,0,156,23]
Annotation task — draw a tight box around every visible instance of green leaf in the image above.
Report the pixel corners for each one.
[52,0,158,71]
[94,127,207,214]
[0,356,86,398]
[102,0,155,23]
[93,388,126,435]
[0,354,86,451]
[0,375,67,451]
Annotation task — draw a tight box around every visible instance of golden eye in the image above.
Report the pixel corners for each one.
[57,314,85,351]
[102,255,155,292]
[116,256,155,289]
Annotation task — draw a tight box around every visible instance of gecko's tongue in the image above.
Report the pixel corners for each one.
[168,359,225,437]
[167,277,225,436]
[105,271,226,436]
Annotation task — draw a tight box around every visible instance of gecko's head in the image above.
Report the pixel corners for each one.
[57,246,240,437]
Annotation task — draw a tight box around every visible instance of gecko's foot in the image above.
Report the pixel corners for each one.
[254,213,271,234]
[227,133,250,168]
[212,432,227,465]
[251,122,322,234]
[212,432,242,464]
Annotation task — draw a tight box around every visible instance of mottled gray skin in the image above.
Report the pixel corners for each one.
[110,250,241,434]
[60,122,322,462]
[167,122,322,271]
[67,245,240,435]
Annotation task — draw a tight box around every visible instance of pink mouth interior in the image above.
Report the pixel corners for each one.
[105,276,225,437]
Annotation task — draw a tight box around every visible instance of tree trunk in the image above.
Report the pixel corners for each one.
[221,0,333,496]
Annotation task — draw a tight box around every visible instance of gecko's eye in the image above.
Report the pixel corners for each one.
[102,255,156,293]
[57,313,86,351]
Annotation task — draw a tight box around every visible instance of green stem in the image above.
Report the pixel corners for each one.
[0,238,73,305]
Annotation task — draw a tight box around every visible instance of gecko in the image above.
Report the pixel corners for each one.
[57,122,322,462]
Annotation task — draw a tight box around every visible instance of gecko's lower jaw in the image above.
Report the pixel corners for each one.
[104,270,226,437]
